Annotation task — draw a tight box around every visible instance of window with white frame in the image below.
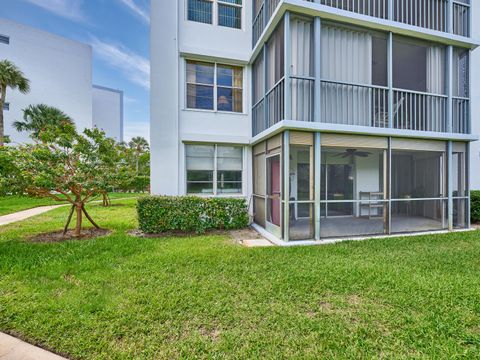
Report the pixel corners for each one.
[0,34,9,45]
[187,0,242,29]
[3,103,9,111]
[186,60,243,112]
[186,144,243,195]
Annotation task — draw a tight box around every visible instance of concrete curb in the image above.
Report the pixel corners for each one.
[0,332,67,360]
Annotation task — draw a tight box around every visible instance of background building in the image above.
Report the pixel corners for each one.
[0,18,124,143]
[152,0,478,243]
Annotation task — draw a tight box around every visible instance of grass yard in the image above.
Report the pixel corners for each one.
[1,199,480,359]
[0,193,144,216]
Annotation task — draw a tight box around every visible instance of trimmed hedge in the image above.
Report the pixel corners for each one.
[137,196,249,234]
[472,191,480,224]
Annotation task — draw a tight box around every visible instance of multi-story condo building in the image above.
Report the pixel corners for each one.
[151,0,479,243]
[0,18,124,143]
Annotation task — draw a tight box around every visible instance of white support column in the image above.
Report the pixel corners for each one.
[314,132,321,240]
[284,11,292,121]
[283,130,290,242]
[388,137,392,234]
[447,141,453,231]
[447,46,453,134]
[263,44,268,131]
[447,0,454,34]
[467,142,471,229]
[388,0,393,21]
[314,17,322,123]
[387,32,393,128]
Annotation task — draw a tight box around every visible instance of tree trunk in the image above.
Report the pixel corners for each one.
[102,192,110,207]
[82,205,101,229]
[63,205,75,235]
[74,205,83,237]
[0,89,5,147]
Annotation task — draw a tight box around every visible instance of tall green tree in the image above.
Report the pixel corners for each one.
[128,136,149,175]
[0,60,30,146]
[13,124,119,237]
[13,104,73,139]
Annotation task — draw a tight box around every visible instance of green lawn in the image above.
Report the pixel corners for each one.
[1,200,480,359]
[0,193,144,216]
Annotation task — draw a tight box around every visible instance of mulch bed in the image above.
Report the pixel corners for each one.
[29,228,111,243]
[128,227,262,243]
[127,229,228,239]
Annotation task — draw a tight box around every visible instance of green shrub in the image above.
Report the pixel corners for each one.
[472,191,480,224]
[137,196,249,234]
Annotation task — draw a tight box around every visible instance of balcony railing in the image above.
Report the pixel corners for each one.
[291,76,315,122]
[252,77,285,135]
[453,2,470,37]
[252,0,470,47]
[253,4,265,46]
[319,0,388,19]
[320,80,389,128]
[452,96,469,134]
[253,78,470,136]
[393,89,447,132]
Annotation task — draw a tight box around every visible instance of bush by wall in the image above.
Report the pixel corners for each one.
[471,190,480,224]
[137,196,249,234]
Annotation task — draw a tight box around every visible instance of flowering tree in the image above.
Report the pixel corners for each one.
[13,124,119,236]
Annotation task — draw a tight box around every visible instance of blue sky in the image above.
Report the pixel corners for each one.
[0,0,150,142]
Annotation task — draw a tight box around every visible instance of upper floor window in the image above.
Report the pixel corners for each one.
[0,34,9,45]
[3,103,9,111]
[186,60,243,112]
[187,0,242,29]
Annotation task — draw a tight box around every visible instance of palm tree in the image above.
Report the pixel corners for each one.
[0,60,30,146]
[129,136,149,175]
[13,104,74,139]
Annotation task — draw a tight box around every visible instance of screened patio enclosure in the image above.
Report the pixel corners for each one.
[252,131,470,242]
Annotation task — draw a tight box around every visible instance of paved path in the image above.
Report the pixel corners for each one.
[0,197,139,227]
[0,206,63,227]
[0,333,67,360]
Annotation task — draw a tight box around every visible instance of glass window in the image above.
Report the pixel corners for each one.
[186,145,215,194]
[217,146,242,194]
[217,65,243,112]
[186,61,243,112]
[186,144,243,195]
[218,0,242,29]
[186,61,214,110]
[188,0,213,24]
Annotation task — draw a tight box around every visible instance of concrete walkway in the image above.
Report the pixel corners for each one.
[0,333,67,360]
[0,206,63,227]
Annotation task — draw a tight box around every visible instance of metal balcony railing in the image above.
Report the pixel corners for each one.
[319,0,388,19]
[392,89,447,132]
[452,96,469,134]
[252,0,470,47]
[291,76,315,122]
[320,80,389,128]
[253,78,470,137]
[453,2,470,37]
[266,77,285,128]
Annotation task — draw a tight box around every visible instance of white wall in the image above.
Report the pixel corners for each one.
[151,0,253,196]
[0,18,93,144]
[470,2,480,190]
[92,85,123,142]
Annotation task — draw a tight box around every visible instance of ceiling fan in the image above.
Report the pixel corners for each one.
[333,149,371,158]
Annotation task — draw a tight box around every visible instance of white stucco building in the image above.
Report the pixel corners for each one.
[151,0,478,243]
[0,18,123,143]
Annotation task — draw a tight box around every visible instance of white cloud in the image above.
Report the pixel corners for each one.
[24,0,86,22]
[124,121,150,142]
[90,37,150,89]
[118,0,150,24]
